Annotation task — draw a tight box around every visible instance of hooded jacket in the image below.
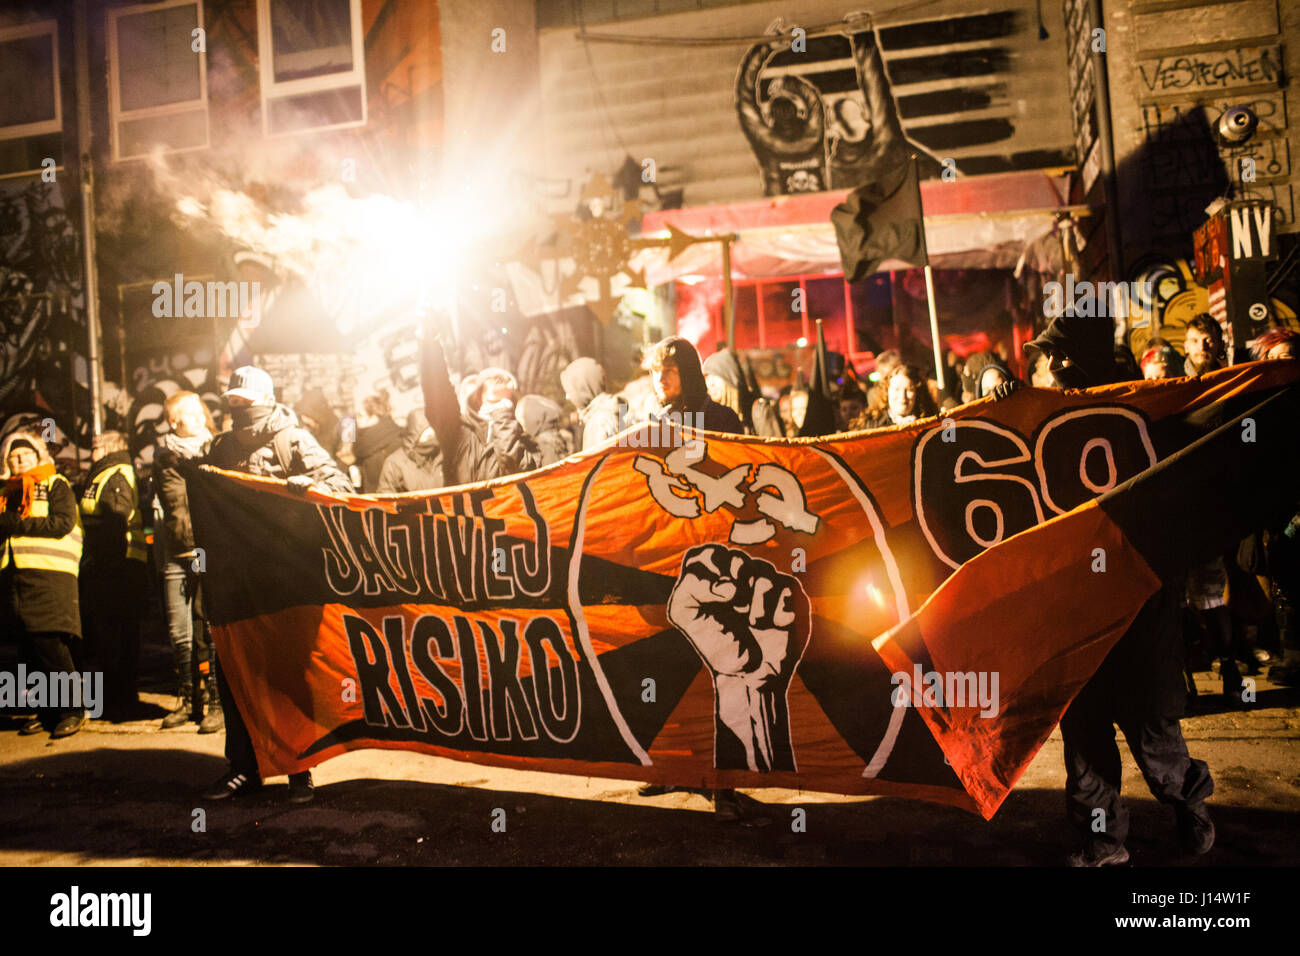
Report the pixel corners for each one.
[207,403,353,493]
[703,349,758,434]
[516,394,575,466]
[654,342,743,435]
[0,431,82,637]
[154,428,211,560]
[421,337,541,486]
[377,408,444,494]
[973,356,1015,399]
[561,357,626,450]
[294,388,342,458]
[1025,315,1119,387]
[353,414,403,493]
[751,397,785,438]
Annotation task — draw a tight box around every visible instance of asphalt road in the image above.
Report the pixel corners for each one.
[1,659,1296,867]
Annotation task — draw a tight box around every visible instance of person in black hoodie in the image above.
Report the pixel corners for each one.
[377,408,444,493]
[202,366,352,805]
[702,349,751,433]
[78,430,148,721]
[972,355,1018,400]
[1015,314,1214,866]
[294,387,342,460]
[561,357,626,451]
[643,337,742,434]
[352,390,403,493]
[421,335,541,486]
[516,394,575,466]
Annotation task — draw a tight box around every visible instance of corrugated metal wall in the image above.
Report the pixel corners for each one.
[539,0,1077,210]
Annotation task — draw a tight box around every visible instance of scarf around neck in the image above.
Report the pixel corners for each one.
[2,462,57,518]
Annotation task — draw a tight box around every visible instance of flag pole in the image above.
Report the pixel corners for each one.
[912,153,944,394]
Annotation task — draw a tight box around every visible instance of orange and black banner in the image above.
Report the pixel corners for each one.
[186,361,1300,819]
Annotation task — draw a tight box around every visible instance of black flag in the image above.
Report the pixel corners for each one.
[831,157,928,282]
[799,319,838,437]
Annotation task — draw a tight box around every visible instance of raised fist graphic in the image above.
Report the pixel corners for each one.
[667,544,811,772]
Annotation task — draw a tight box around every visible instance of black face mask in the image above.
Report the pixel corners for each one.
[1051,362,1091,389]
[231,405,274,429]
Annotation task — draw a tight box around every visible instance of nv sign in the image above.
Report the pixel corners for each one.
[1229,202,1276,261]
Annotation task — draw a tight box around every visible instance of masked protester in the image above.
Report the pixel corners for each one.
[0,431,85,738]
[561,357,625,451]
[421,336,541,485]
[376,408,443,494]
[202,366,353,805]
[1017,315,1215,866]
[294,387,342,459]
[516,395,574,466]
[78,430,148,721]
[154,391,220,732]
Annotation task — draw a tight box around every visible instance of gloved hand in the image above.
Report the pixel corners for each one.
[1284,514,1300,539]
[285,475,315,495]
[990,380,1022,402]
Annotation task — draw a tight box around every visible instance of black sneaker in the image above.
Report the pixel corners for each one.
[637,783,680,797]
[50,714,85,739]
[17,717,44,736]
[1176,802,1215,855]
[1066,841,1130,867]
[201,771,262,801]
[286,771,314,805]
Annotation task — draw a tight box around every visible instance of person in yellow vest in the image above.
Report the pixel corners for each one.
[78,430,148,721]
[0,430,86,738]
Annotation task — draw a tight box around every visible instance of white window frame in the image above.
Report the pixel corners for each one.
[107,0,210,162]
[0,19,62,142]
[257,0,367,137]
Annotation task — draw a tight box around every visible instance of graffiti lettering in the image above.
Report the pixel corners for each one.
[1137,46,1280,94]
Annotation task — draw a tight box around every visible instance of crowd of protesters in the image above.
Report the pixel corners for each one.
[2,317,1298,840]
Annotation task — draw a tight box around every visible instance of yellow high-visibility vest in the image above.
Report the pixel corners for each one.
[79,462,147,563]
[1,473,84,575]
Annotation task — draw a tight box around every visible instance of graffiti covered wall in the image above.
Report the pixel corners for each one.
[1105,0,1299,261]
[538,0,1076,210]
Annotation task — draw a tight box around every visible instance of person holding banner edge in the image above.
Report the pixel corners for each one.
[1009,314,1215,866]
[200,366,353,805]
